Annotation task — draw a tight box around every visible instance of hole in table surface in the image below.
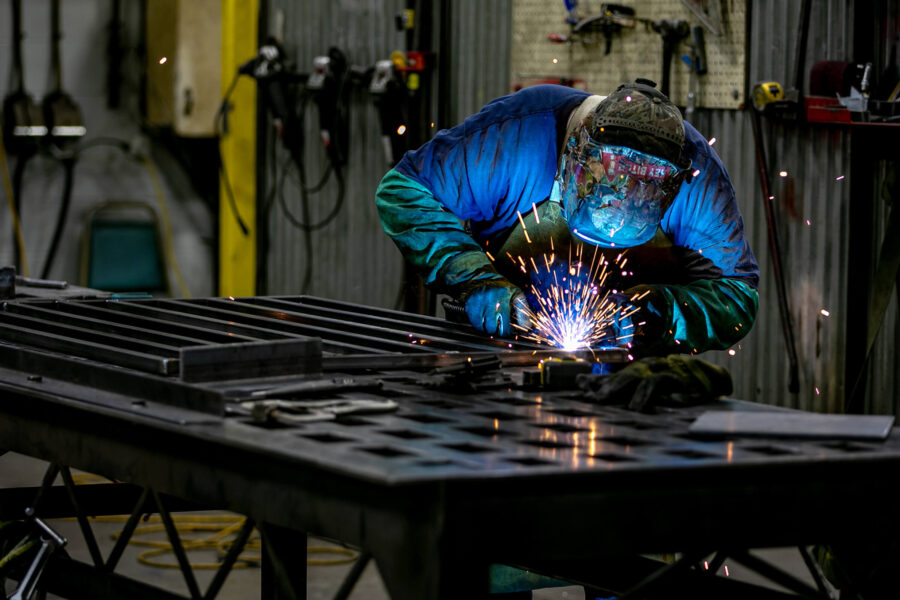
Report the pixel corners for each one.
[475,411,526,421]
[587,452,636,463]
[456,426,517,437]
[742,444,796,456]
[401,413,452,424]
[505,456,557,467]
[380,428,433,440]
[601,435,655,447]
[359,445,415,458]
[443,442,498,454]
[521,439,572,450]
[665,448,720,459]
[415,399,471,409]
[533,423,589,433]
[300,432,356,443]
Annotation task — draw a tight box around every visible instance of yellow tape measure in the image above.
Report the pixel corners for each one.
[752,81,785,111]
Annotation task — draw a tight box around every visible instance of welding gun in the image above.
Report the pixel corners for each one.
[239,38,307,170]
[307,47,350,167]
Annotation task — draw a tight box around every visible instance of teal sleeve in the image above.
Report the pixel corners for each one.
[375,169,510,299]
[638,278,759,355]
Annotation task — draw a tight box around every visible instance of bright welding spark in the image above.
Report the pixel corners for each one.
[815,387,820,395]
[513,244,636,350]
[728,349,736,356]
[159,56,167,64]
[724,565,730,577]
[820,309,830,317]
[806,219,811,226]
[552,58,559,64]
[779,170,788,177]
[397,124,407,135]
[708,137,717,145]
[835,175,845,181]
[692,169,700,177]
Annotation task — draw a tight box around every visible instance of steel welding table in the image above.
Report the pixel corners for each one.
[1,295,899,599]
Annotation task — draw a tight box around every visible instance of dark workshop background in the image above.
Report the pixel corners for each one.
[1,0,898,417]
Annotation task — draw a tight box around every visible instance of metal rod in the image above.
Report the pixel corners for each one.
[204,297,511,353]
[0,321,175,375]
[203,518,256,600]
[332,551,370,600]
[153,490,203,600]
[104,487,151,572]
[0,311,181,357]
[798,546,838,599]
[55,300,260,344]
[59,466,104,568]
[4,302,215,347]
[728,549,824,598]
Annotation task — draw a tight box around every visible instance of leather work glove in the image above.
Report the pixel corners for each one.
[462,282,530,337]
[575,354,733,413]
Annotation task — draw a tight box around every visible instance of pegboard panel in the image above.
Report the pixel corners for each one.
[511,0,746,109]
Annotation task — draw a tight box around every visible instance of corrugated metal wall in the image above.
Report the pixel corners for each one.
[264,0,409,308]
[695,0,854,413]
[265,0,512,308]
[867,0,900,416]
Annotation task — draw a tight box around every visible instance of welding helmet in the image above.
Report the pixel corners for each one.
[559,79,691,247]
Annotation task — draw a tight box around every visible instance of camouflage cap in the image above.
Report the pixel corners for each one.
[582,79,688,167]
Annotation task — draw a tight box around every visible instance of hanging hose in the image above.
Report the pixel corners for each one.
[10,149,34,274]
[0,132,29,276]
[39,157,75,279]
[749,107,800,394]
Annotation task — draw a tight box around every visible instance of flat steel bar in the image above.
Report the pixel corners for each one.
[0,311,180,356]
[3,301,215,347]
[49,301,260,344]
[233,296,537,351]
[0,323,176,375]
[151,299,440,355]
[322,347,627,371]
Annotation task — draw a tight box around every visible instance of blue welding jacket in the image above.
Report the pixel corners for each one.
[375,84,759,354]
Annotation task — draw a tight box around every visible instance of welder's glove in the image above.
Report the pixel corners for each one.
[462,282,530,337]
[597,287,667,352]
[575,354,733,413]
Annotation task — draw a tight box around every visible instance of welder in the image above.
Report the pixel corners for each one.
[375,79,759,356]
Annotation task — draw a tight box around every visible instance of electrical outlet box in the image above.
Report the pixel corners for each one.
[145,0,222,136]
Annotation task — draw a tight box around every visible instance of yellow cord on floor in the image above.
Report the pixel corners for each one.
[0,132,30,277]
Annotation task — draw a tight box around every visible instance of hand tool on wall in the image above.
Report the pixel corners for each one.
[650,19,690,97]
[369,59,409,166]
[679,0,723,36]
[683,25,707,120]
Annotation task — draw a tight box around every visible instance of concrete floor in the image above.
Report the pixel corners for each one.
[0,451,831,599]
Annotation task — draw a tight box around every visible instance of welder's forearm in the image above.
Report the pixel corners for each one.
[646,278,759,354]
[375,170,505,297]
